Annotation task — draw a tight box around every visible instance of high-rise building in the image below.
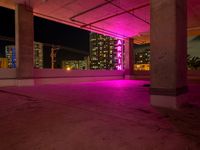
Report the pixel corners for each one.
[134,48,150,71]
[135,48,150,64]
[89,32,124,70]
[62,59,88,70]
[5,45,16,68]
[34,42,43,69]
[4,42,43,69]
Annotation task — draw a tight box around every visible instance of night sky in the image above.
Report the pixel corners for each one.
[34,17,89,52]
[0,6,90,52]
[0,7,15,37]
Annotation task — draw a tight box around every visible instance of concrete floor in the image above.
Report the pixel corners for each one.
[0,80,200,150]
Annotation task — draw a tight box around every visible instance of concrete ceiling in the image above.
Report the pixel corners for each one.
[1,0,200,40]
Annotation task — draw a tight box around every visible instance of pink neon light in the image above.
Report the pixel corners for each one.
[115,39,123,70]
[117,46,122,51]
[117,53,122,57]
[118,59,121,64]
[116,65,122,70]
[117,40,122,45]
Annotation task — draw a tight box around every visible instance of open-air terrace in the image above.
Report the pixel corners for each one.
[0,79,200,149]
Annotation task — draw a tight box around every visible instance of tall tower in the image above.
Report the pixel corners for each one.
[89,32,124,70]
[34,42,43,69]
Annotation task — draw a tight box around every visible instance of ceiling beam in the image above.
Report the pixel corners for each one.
[70,0,113,20]
[81,3,150,28]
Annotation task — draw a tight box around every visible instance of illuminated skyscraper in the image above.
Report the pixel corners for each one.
[4,42,43,69]
[89,32,124,70]
[5,45,16,68]
[62,59,88,70]
[34,42,43,69]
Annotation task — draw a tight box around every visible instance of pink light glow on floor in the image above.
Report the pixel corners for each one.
[0,80,200,149]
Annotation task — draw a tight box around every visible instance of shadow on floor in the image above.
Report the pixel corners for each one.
[156,103,200,147]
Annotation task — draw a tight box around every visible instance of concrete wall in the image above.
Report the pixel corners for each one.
[188,70,200,80]
[133,70,200,80]
[1,69,199,79]
[0,69,124,86]
[0,69,16,79]
[0,69,199,87]
[33,69,123,78]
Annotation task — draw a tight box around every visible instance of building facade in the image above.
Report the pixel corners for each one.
[0,42,43,69]
[134,47,150,71]
[34,42,43,69]
[90,32,124,70]
[62,57,89,70]
[5,45,16,68]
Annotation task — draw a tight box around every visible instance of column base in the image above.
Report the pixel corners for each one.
[150,94,188,109]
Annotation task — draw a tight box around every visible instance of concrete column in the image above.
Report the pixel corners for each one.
[150,0,188,109]
[15,4,34,79]
[124,38,134,78]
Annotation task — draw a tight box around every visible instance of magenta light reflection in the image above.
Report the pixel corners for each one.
[115,39,124,70]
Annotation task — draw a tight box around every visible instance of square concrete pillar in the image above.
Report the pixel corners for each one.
[15,4,34,79]
[124,38,134,78]
[150,0,188,109]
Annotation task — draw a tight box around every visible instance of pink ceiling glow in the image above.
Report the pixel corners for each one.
[3,0,200,38]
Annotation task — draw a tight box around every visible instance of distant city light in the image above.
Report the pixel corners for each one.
[66,67,71,71]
